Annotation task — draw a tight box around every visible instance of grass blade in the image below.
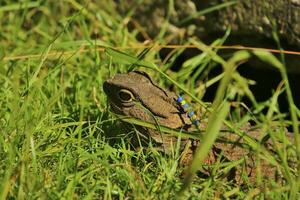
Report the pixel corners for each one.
[179,1,238,25]
[179,101,230,197]
[0,2,40,12]
[253,50,300,198]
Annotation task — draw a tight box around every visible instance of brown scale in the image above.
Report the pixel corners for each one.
[103,71,297,184]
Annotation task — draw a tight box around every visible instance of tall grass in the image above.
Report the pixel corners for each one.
[0,0,298,199]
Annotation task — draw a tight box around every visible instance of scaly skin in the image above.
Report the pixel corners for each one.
[103,71,296,183]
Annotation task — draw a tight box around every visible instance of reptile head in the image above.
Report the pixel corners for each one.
[104,72,295,182]
[103,71,190,149]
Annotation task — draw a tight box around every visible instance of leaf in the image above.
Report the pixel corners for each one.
[253,50,284,70]
[179,1,238,25]
[115,115,204,140]
[105,48,156,69]
[105,48,139,65]
[179,101,231,196]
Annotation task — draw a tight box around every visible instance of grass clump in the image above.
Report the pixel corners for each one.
[0,0,299,199]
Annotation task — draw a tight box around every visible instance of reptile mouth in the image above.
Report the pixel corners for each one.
[107,100,124,115]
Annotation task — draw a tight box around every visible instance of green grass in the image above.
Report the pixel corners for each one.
[0,1,299,199]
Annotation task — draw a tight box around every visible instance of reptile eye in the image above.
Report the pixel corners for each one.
[118,89,134,103]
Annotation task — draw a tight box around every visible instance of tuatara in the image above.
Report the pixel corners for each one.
[103,71,296,183]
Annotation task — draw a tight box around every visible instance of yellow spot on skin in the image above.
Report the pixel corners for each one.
[180,100,186,106]
[191,115,198,120]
